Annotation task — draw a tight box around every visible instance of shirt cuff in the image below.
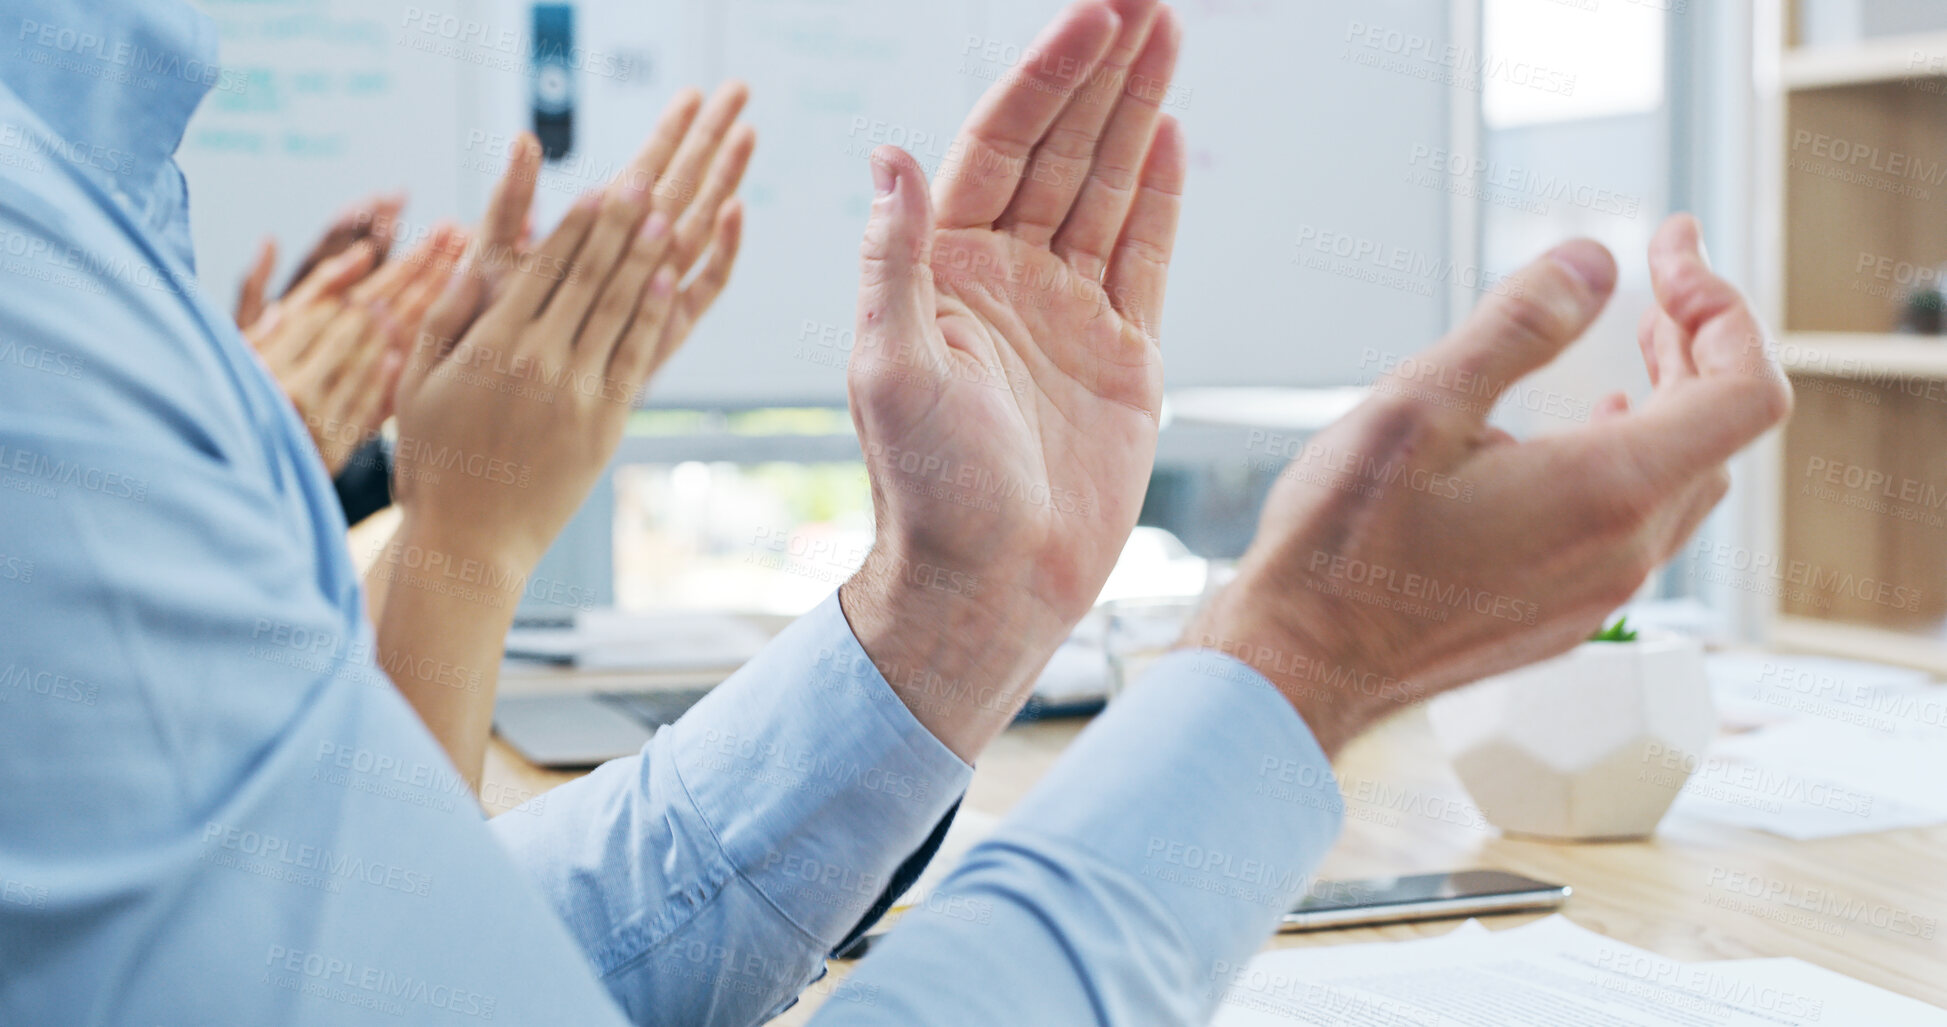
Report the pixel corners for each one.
[1002,648,1344,969]
[660,591,974,944]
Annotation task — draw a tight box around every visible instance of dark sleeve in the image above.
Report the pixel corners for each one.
[833,800,961,959]
[332,438,393,526]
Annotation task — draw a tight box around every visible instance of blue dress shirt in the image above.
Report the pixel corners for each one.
[0,3,1346,1025]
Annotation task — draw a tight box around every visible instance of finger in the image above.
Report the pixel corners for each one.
[1406,239,1618,422]
[236,236,277,330]
[349,223,450,307]
[286,191,404,293]
[1648,310,1698,383]
[855,149,940,357]
[496,190,603,326]
[997,0,1164,247]
[293,304,378,397]
[1052,5,1181,279]
[364,192,407,268]
[1593,391,1630,422]
[1649,213,1767,378]
[667,123,756,275]
[1614,217,1794,487]
[573,210,674,381]
[284,240,380,311]
[607,268,680,400]
[658,199,744,366]
[255,296,340,371]
[1102,114,1186,335]
[323,309,400,435]
[649,82,748,224]
[535,177,660,346]
[412,137,543,388]
[1635,306,1662,386]
[528,88,734,345]
[619,88,705,208]
[479,135,542,270]
[934,2,1121,230]
[390,229,471,334]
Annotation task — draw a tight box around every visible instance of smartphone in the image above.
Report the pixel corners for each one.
[531,4,576,161]
[1280,870,1570,932]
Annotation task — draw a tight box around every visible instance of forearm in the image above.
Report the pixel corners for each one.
[810,652,1344,1026]
[371,514,524,787]
[491,594,971,1026]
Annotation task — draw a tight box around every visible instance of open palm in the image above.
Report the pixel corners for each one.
[849,0,1185,626]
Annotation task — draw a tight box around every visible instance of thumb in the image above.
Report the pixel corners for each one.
[855,146,937,354]
[1411,239,1617,422]
[236,236,277,330]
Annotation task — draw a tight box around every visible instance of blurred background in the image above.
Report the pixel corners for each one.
[178,0,1947,675]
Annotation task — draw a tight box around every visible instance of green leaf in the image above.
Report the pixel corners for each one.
[1589,616,1639,643]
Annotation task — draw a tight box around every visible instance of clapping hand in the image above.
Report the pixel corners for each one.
[839,0,1187,757]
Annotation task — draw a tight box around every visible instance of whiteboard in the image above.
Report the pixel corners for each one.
[182,0,1455,404]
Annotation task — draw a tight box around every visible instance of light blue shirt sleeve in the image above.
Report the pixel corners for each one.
[490,595,973,1025]
[809,651,1344,1026]
[1,5,1350,1025]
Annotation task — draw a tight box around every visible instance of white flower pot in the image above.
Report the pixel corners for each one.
[1427,636,1715,841]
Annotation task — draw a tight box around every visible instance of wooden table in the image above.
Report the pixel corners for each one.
[485,679,1947,1023]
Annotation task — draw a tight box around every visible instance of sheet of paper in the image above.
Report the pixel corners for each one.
[1211,915,1946,1026]
[1669,707,1947,840]
[1669,654,1947,839]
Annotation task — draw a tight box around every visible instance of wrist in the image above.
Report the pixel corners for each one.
[368,512,537,622]
[839,546,1073,762]
[1178,564,1420,759]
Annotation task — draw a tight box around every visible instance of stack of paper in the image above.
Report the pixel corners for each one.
[1668,654,1947,839]
[1212,916,1946,1026]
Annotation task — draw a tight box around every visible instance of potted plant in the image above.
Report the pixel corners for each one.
[1426,618,1715,841]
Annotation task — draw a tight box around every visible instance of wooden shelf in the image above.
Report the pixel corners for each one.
[1782,31,1947,90]
[1778,332,1947,378]
[1772,615,1947,674]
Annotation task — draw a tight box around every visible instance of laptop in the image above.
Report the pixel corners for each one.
[494,687,717,769]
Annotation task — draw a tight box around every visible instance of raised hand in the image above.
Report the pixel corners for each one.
[376,85,754,782]
[1189,215,1793,757]
[839,0,1186,758]
[245,224,468,475]
[235,192,409,332]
